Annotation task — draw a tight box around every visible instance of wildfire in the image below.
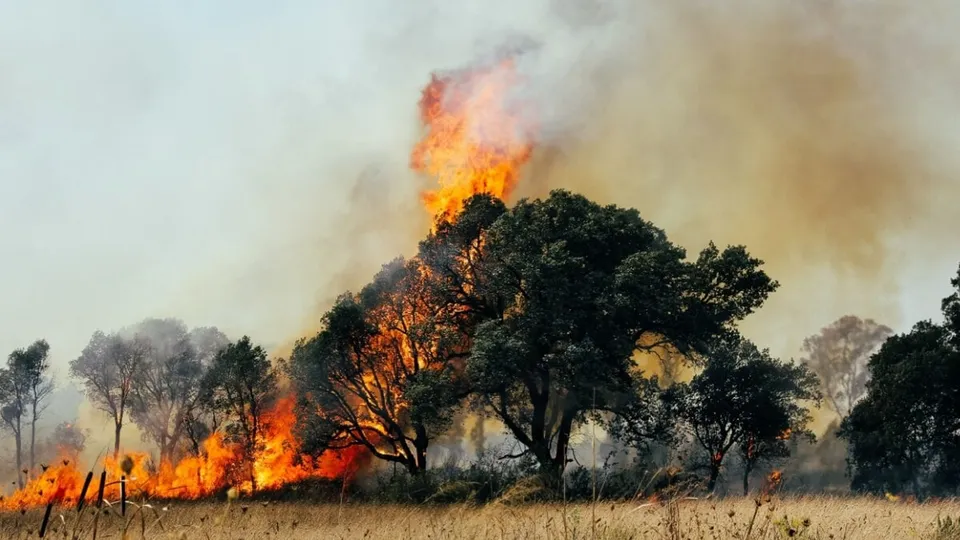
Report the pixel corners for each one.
[411,56,537,223]
[2,53,532,511]
[0,396,369,511]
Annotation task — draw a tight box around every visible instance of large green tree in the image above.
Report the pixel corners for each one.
[665,335,820,493]
[201,336,277,492]
[429,190,777,475]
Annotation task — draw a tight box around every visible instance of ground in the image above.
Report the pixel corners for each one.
[2,497,959,539]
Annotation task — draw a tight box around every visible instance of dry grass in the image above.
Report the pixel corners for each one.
[2,496,960,540]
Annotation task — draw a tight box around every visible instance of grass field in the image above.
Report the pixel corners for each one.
[3,496,960,540]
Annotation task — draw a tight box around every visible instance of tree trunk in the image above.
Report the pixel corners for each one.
[30,401,37,475]
[414,424,429,473]
[14,428,23,489]
[114,422,123,458]
[549,412,575,477]
[742,466,751,496]
[707,463,721,493]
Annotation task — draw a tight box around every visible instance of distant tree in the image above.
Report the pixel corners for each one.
[201,336,277,491]
[0,367,26,487]
[38,421,88,464]
[70,331,149,457]
[800,315,893,418]
[0,340,55,482]
[289,257,467,475]
[434,190,777,476]
[665,335,820,493]
[126,318,204,463]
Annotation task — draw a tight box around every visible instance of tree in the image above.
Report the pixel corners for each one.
[800,315,893,418]
[183,327,230,456]
[289,257,467,474]
[840,264,960,499]
[37,421,88,464]
[126,318,204,463]
[0,366,26,488]
[665,335,820,493]
[1,340,55,482]
[443,190,777,476]
[201,336,277,492]
[70,331,149,457]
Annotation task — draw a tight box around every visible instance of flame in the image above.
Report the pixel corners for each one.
[0,396,369,510]
[767,470,783,487]
[411,56,536,223]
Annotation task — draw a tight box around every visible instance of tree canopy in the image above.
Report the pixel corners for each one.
[665,335,820,493]
[202,335,278,492]
[840,268,960,498]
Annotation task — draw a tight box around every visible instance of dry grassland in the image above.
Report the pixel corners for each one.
[3,496,960,540]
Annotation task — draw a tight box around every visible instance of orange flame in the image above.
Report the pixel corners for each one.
[767,470,783,487]
[1,396,369,510]
[411,56,536,223]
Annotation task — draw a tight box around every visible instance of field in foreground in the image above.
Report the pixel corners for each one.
[3,497,960,540]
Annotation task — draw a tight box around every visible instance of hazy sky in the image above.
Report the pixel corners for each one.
[3,0,960,436]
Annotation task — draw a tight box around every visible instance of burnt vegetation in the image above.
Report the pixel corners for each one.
[3,189,959,504]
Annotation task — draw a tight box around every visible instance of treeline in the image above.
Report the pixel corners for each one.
[4,189,959,499]
[0,319,284,492]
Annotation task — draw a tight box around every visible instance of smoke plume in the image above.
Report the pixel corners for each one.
[2,0,960,456]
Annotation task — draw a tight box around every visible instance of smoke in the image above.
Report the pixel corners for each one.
[3,0,960,464]
[517,0,960,360]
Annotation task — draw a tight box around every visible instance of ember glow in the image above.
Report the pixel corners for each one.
[411,56,536,224]
[0,397,369,510]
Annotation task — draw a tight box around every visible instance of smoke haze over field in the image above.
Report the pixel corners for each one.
[2,0,960,450]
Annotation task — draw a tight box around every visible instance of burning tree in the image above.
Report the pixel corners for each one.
[69,331,150,457]
[800,315,893,418]
[665,335,820,493]
[183,326,231,456]
[289,257,468,474]
[201,336,278,492]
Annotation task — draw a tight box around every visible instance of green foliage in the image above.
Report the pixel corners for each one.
[0,338,54,486]
[664,334,821,492]
[840,322,960,497]
[444,190,777,475]
[840,263,960,498]
[202,336,277,447]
